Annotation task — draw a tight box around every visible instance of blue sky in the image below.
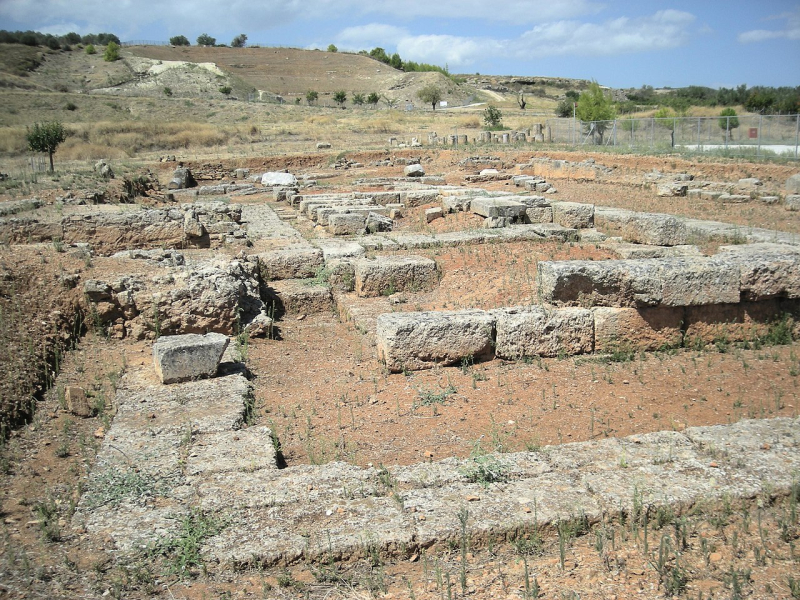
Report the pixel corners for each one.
[1,0,799,89]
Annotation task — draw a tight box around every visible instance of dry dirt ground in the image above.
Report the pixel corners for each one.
[1,149,800,599]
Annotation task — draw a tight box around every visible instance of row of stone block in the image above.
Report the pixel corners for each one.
[538,246,800,308]
[445,195,595,230]
[376,299,799,372]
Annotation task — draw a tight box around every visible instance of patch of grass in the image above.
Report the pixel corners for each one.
[146,509,227,578]
[459,442,509,487]
[84,465,164,509]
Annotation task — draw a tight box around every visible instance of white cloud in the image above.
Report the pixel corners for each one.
[738,8,800,43]
[372,10,696,68]
[336,24,409,50]
[360,0,603,24]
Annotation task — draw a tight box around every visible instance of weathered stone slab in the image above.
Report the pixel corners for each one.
[659,258,740,306]
[682,300,783,345]
[606,243,702,259]
[552,201,594,229]
[441,196,472,213]
[470,197,527,219]
[365,212,393,233]
[257,246,324,280]
[718,246,800,300]
[152,333,229,384]
[266,279,333,315]
[376,310,495,372]
[656,182,688,197]
[493,306,594,359]
[185,427,277,476]
[354,256,438,298]
[593,306,684,352]
[425,207,443,222]
[313,239,366,260]
[404,164,425,177]
[538,260,662,308]
[328,212,366,235]
[595,208,688,246]
[525,206,553,224]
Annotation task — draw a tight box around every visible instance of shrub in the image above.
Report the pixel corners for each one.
[85,44,96,55]
[417,84,442,110]
[483,105,503,128]
[352,93,365,105]
[163,87,173,96]
[327,44,337,52]
[231,33,247,48]
[65,102,77,111]
[306,90,318,105]
[333,90,347,106]
[170,35,190,46]
[103,41,120,62]
[219,86,232,95]
[366,92,379,105]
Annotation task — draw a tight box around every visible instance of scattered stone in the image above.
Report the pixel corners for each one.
[786,173,800,194]
[168,167,196,190]
[404,164,425,177]
[656,183,688,197]
[65,386,93,417]
[425,207,443,223]
[257,247,324,280]
[261,172,297,186]
[786,195,800,211]
[152,333,230,384]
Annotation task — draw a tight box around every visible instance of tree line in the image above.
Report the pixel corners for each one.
[620,84,800,115]
[0,30,120,50]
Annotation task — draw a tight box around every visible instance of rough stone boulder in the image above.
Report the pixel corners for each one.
[656,183,688,197]
[261,172,298,187]
[718,245,800,301]
[354,256,439,298]
[152,332,229,384]
[404,164,425,177]
[493,306,594,359]
[168,167,196,190]
[376,310,495,372]
[328,213,366,235]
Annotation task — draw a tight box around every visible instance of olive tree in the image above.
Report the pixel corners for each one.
[231,33,247,48]
[26,121,66,172]
[576,82,616,144]
[169,35,190,46]
[719,108,739,142]
[333,90,347,107]
[417,84,442,110]
[196,33,216,46]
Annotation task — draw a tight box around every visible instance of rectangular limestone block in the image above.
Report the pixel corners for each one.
[537,260,662,308]
[552,202,594,229]
[328,213,366,235]
[494,306,594,359]
[659,258,740,306]
[525,206,553,224]
[354,256,439,298]
[257,247,324,280]
[470,197,528,219]
[720,248,800,301]
[153,332,230,384]
[376,310,496,372]
[593,306,684,352]
[266,279,333,315]
[595,208,688,246]
[683,300,784,345]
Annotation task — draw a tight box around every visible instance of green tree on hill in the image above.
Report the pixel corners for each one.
[333,90,347,107]
[327,44,338,52]
[26,121,66,172]
[170,35,190,46]
[352,93,365,105]
[306,90,319,105]
[366,92,380,106]
[369,47,390,64]
[576,81,616,144]
[231,33,247,48]
[197,33,216,46]
[417,84,442,110]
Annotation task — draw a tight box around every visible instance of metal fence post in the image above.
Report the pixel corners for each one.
[795,114,799,159]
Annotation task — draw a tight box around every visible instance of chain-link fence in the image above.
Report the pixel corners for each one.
[545,114,800,159]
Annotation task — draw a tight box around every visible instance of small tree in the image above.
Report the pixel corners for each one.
[327,44,338,52]
[103,41,120,62]
[417,84,442,110]
[370,47,390,64]
[197,33,216,46]
[333,90,347,107]
[719,107,739,141]
[483,105,503,128]
[352,93,365,106]
[170,35,190,46]
[555,98,573,117]
[306,90,319,105]
[576,82,616,144]
[26,121,66,172]
[366,92,380,106]
[382,95,399,109]
[389,53,402,69]
[231,33,247,48]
